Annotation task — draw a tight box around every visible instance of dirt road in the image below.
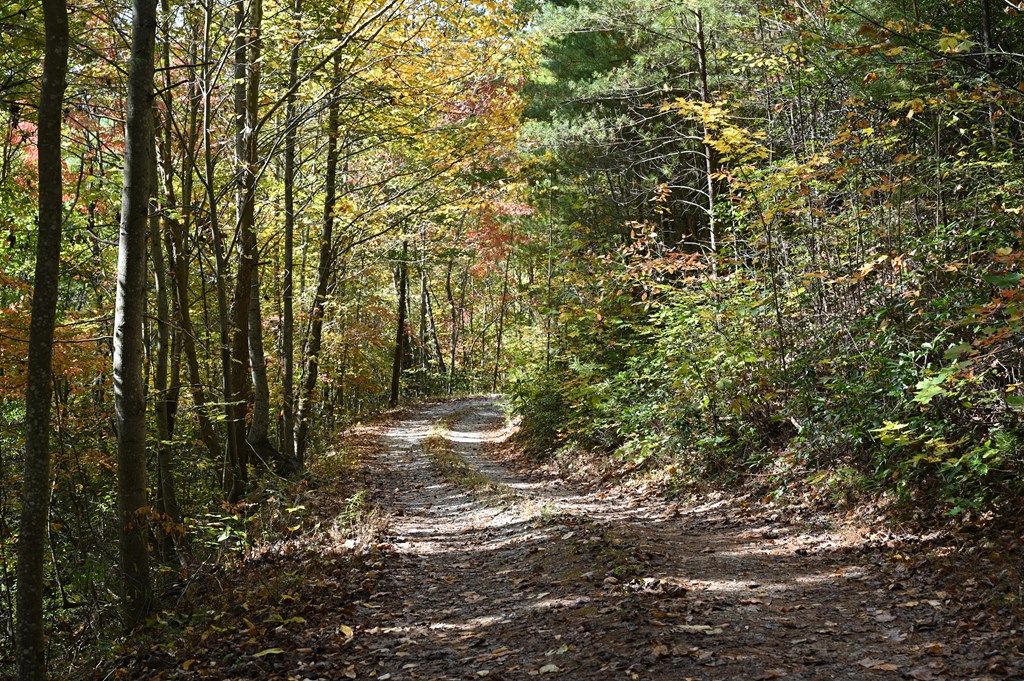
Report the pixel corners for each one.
[344,397,1018,681]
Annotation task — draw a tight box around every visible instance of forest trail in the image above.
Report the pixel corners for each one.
[342,397,1019,681]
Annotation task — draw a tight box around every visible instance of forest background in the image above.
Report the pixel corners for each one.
[2,0,1024,676]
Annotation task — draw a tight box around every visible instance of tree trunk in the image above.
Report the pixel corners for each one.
[201,0,236,499]
[695,8,717,266]
[426,284,446,376]
[113,0,157,628]
[295,69,340,463]
[491,228,514,391]
[418,229,428,383]
[247,268,294,472]
[389,240,409,408]
[236,0,290,474]
[280,0,302,468]
[15,0,68,674]
[224,0,263,500]
[149,131,183,559]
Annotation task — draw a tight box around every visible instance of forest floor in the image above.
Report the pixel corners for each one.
[111,397,1023,681]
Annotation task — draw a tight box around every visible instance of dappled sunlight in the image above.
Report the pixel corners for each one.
[332,397,991,680]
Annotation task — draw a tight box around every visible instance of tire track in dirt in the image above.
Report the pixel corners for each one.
[346,397,1020,681]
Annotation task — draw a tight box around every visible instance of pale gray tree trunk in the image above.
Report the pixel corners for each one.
[113,0,157,627]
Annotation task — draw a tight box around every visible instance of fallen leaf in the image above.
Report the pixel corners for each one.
[539,663,560,674]
[340,624,354,637]
[252,647,284,657]
[677,624,723,635]
[857,658,898,671]
[881,629,907,643]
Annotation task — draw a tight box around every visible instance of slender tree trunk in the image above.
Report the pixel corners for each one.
[160,3,221,464]
[247,268,293,471]
[982,0,998,148]
[491,228,514,391]
[389,240,409,408]
[225,0,263,500]
[202,0,236,498]
[418,228,428,382]
[295,71,340,463]
[164,183,221,461]
[15,0,68,674]
[113,0,157,627]
[445,255,465,393]
[426,284,446,376]
[149,131,182,558]
[695,8,717,266]
[280,0,302,468]
[151,2,186,555]
[234,0,289,474]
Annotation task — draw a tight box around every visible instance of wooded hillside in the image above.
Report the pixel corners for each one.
[511,0,1024,516]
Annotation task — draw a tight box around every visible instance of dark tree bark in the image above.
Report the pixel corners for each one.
[15,0,68,674]
[426,284,446,376]
[389,240,409,408]
[295,72,340,463]
[149,131,182,558]
[224,0,263,500]
[113,0,157,628]
[247,267,294,472]
[232,0,291,475]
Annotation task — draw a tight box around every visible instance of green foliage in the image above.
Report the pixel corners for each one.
[510,0,1024,516]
